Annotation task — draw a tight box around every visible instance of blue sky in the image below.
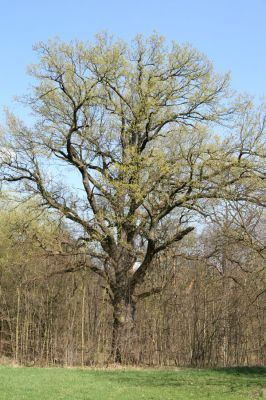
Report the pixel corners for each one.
[0,0,265,114]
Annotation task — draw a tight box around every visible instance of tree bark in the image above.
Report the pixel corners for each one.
[111,292,136,364]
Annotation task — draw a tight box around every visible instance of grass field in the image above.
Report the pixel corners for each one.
[0,366,265,399]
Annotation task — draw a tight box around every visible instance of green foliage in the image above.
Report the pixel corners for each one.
[1,34,265,256]
[0,200,68,281]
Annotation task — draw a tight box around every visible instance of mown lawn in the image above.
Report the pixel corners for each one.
[0,366,265,399]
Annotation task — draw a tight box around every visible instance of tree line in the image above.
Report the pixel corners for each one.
[0,201,265,366]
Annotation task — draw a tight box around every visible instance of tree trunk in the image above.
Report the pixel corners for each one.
[111,292,136,364]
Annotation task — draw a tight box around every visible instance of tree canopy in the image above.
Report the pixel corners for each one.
[0,33,265,362]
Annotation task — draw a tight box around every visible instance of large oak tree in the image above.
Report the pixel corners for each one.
[1,33,265,362]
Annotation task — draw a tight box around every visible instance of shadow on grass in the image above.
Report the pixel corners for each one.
[213,367,266,376]
[94,367,266,389]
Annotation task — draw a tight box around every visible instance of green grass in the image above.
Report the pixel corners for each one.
[0,366,265,399]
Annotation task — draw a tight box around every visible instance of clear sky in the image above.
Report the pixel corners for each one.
[0,0,265,115]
